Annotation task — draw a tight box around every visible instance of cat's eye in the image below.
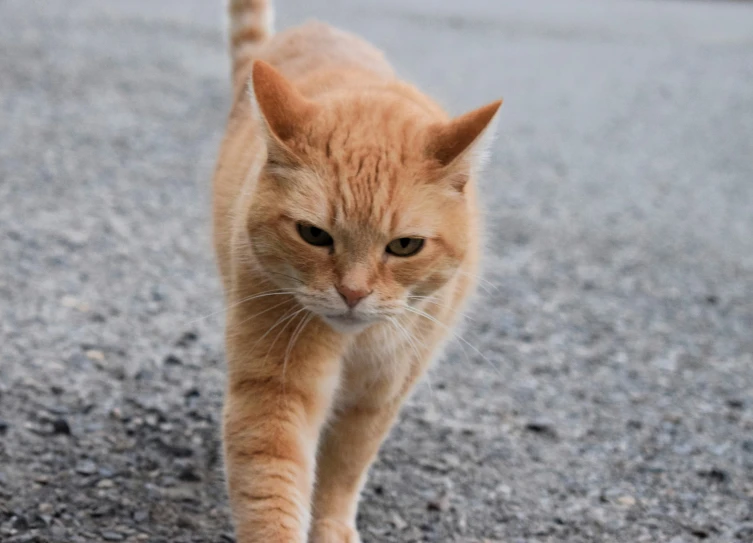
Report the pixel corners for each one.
[297,223,334,247]
[386,237,424,257]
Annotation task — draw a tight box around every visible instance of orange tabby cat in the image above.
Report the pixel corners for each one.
[213,1,501,541]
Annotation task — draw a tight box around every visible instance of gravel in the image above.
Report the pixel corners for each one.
[1,0,752,542]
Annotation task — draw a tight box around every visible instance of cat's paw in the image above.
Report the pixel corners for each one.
[309,519,361,543]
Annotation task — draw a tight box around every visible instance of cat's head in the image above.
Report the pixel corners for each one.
[244,61,501,333]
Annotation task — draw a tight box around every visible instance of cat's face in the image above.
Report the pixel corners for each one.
[244,61,500,333]
[247,149,470,333]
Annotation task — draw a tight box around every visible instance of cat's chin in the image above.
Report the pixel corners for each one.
[320,313,375,335]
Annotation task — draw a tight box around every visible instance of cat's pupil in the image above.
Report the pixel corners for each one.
[310,227,322,237]
[400,238,410,248]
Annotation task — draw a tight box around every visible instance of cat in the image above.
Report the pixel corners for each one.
[212,1,501,541]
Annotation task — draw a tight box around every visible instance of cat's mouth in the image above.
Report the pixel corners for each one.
[320,311,375,333]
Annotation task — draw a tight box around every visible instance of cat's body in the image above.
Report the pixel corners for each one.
[213,1,501,541]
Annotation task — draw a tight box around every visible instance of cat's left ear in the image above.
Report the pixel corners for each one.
[426,99,503,190]
[249,60,317,165]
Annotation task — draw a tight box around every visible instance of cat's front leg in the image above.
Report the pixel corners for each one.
[309,395,404,543]
[223,317,343,543]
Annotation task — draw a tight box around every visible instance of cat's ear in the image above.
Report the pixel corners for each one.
[426,99,502,190]
[249,60,315,164]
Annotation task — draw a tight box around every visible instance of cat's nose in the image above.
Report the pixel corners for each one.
[336,285,372,308]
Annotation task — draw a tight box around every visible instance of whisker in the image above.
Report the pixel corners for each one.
[387,317,424,361]
[282,313,314,385]
[266,271,306,285]
[388,316,436,409]
[262,308,308,367]
[187,289,298,324]
[406,295,476,322]
[239,305,303,361]
[455,270,500,294]
[403,305,501,377]
[224,297,297,337]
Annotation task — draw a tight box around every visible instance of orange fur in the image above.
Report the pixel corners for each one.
[213,2,501,541]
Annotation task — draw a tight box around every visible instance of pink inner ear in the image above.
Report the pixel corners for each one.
[427,100,502,167]
[252,61,315,143]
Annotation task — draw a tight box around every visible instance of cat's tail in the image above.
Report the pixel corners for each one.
[228,0,274,83]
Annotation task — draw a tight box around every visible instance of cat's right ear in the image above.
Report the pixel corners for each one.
[248,60,315,165]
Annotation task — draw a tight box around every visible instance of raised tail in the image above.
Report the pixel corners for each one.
[228,0,274,83]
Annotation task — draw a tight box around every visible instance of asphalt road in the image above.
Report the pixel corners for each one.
[1,1,752,542]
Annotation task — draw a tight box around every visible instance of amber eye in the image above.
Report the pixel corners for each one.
[297,223,334,247]
[386,237,424,257]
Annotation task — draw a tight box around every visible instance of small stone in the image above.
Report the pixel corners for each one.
[12,515,29,531]
[164,354,182,366]
[38,503,54,515]
[91,504,115,518]
[101,531,125,541]
[51,418,71,435]
[151,285,165,302]
[616,495,636,506]
[184,387,201,399]
[0,419,8,435]
[497,484,512,496]
[525,419,558,439]
[697,468,728,483]
[176,331,198,347]
[177,466,201,482]
[85,349,105,362]
[61,295,79,308]
[727,398,745,409]
[742,440,753,453]
[391,512,408,530]
[133,510,149,523]
[75,460,98,476]
[426,493,450,512]
[176,515,196,529]
[96,479,114,489]
[158,438,193,458]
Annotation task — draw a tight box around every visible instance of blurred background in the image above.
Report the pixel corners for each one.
[1,0,752,542]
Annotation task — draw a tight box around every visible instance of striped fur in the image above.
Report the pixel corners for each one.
[228,0,274,81]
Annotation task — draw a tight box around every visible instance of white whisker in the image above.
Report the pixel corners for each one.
[388,316,436,409]
[239,305,303,361]
[455,270,499,294]
[407,295,476,322]
[403,305,501,377]
[187,289,298,324]
[282,312,313,384]
[224,297,297,337]
[261,308,308,366]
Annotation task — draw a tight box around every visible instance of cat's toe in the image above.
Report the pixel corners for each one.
[310,519,361,543]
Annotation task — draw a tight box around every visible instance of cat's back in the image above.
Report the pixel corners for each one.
[253,21,395,92]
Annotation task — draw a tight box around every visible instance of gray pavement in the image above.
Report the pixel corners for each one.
[1,0,752,542]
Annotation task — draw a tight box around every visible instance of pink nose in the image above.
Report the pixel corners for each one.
[336,285,371,308]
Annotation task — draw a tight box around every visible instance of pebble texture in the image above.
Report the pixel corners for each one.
[1,0,752,542]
